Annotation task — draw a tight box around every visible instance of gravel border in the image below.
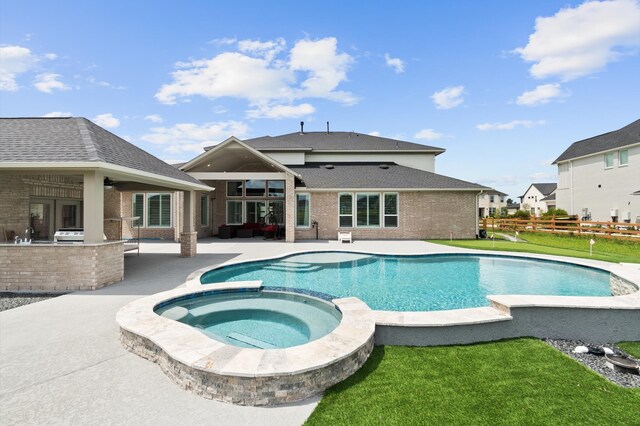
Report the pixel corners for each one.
[0,292,66,312]
[545,338,639,388]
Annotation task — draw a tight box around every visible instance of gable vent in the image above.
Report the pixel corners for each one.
[379,164,389,169]
[324,164,334,169]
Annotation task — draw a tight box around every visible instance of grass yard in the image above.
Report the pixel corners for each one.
[429,232,640,264]
[618,341,640,359]
[306,339,640,425]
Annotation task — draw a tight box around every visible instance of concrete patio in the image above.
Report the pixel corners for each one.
[0,239,450,425]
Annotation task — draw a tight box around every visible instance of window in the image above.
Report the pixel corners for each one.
[226,200,243,225]
[246,201,266,223]
[268,180,285,197]
[268,200,285,225]
[356,193,380,227]
[339,193,353,227]
[147,194,171,227]
[296,194,310,227]
[619,149,628,166]
[530,208,536,215]
[227,181,243,197]
[383,193,398,228]
[604,152,614,169]
[489,195,495,203]
[200,195,208,226]
[132,194,144,226]
[245,180,266,197]
[489,207,496,216]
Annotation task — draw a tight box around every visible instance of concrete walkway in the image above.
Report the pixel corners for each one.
[0,239,452,425]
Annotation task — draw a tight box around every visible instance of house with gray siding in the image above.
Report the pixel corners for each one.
[553,119,640,222]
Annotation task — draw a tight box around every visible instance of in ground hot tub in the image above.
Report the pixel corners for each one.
[116,282,374,405]
[155,290,342,349]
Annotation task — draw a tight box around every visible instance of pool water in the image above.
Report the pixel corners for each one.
[155,290,342,349]
[201,252,613,312]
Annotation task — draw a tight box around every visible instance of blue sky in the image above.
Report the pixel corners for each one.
[1,0,639,199]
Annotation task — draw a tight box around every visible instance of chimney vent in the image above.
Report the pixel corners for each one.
[326,121,330,134]
[300,121,304,134]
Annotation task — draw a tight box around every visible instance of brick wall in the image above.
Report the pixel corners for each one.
[0,241,124,291]
[294,191,478,240]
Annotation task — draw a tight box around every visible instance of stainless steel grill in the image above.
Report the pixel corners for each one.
[53,228,84,242]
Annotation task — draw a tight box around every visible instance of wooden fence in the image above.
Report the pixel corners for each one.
[481,217,640,240]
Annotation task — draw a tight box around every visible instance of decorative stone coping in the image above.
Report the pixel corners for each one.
[116,281,375,405]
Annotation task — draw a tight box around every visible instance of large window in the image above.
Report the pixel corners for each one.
[356,193,380,227]
[268,180,285,197]
[604,152,614,169]
[227,181,243,197]
[226,200,243,225]
[339,193,353,227]
[296,194,310,227]
[245,180,266,197]
[246,201,266,223]
[619,149,629,166]
[383,193,398,228]
[268,200,285,225]
[200,195,208,226]
[147,193,171,227]
[132,194,144,226]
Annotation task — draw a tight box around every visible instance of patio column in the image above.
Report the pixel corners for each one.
[83,170,104,243]
[285,173,295,242]
[180,190,197,257]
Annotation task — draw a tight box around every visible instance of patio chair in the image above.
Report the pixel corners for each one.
[338,231,352,243]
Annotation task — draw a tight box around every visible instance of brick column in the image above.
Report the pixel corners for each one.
[180,231,197,257]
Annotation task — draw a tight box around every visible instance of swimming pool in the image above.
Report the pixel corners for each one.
[154,290,342,349]
[201,252,613,311]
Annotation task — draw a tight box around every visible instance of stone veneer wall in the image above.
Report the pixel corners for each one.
[295,191,478,240]
[0,241,124,291]
[120,328,374,406]
[611,274,639,296]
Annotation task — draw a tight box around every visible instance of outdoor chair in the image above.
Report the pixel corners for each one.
[338,231,352,243]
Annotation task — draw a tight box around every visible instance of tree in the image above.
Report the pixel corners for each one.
[507,198,514,205]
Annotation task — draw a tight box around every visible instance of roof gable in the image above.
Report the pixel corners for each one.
[553,119,640,163]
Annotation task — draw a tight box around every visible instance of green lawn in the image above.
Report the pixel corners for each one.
[618,341,640,358]
[428,232,640,263]
[306,339,640,425]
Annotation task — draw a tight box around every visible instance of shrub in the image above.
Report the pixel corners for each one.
[541,208,568,218]
[512,210,531,219]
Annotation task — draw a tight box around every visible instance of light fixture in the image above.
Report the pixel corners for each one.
[104,177,114,190]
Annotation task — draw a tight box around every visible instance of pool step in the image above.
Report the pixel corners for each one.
[263,262,322,272]
[227,332,277,349]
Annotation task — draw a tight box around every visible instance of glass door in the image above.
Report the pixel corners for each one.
[29,200,54,240]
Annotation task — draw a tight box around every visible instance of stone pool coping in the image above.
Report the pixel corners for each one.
[185,249,640,331]
[116,281,375,378]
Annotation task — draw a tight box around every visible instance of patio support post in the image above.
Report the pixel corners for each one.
[285,173,295,242]
[180,190,197,257]
[83,170,104,244]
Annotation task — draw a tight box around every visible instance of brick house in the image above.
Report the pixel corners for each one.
[0,117,212,291]
[180,124,489,241]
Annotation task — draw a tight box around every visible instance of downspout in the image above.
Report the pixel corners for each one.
[569,160,574,215]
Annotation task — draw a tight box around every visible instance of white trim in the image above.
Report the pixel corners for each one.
[225,200,244,225]
[383,192,399,228]
[618,149,629,167]
[338,192,354,228]
[355,192,382,228]
[604,152,614,169]
[146,193,173,228]
[295,193,311,228]
[295,187,487,192]
[189,172,287,180]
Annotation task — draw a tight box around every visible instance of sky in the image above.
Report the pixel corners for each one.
[1,0,639,199]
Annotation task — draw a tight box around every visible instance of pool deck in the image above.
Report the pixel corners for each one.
[1,238,639,424]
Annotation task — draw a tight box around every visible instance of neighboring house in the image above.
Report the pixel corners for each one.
[180,125,489,241]
[506,203,521,215]
[553,119,640,223]
[518,183,557,217]
[478,190,508,217]
[0,117,211,291]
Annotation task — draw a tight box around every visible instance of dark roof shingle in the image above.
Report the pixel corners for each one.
[532,183,557,196]
[553,119,640,163]
[0,117,202,185]
[289,162,486,190]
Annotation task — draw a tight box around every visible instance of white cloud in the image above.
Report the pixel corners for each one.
[368,131,381,137]
[44,53,57,60]
[514,0,640,81]
[93,113,120,128]
[155,37,357,112]
[140,121,249,154]
[384,53,405,74]
[431,85,464,109]
[516,83,570,106]
[33,73,69,93]
[477,119,546,131]
[0,45,38,91]
[208,37,237,46]
[414,128,444,140]
[42,111,72,117]
[246,103,315,119]
[144,114,163,123]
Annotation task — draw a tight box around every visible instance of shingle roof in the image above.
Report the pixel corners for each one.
[212,131,445,153]
[532,183,557,196]
[0,117,203,185]
[289,162,487,190]
[553,119,640,163]
[540,193,556,202]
